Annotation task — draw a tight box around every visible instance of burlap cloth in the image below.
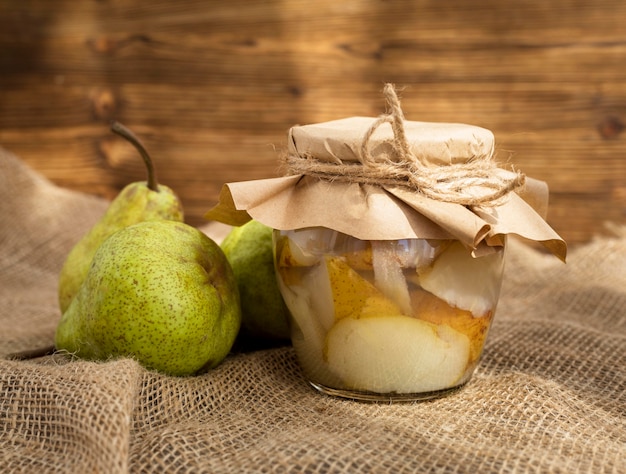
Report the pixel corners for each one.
[1,147,624,473]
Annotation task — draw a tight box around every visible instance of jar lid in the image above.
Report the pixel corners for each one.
[288,117,495,167]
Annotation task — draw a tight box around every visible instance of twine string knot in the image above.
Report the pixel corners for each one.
[284,83,525,206]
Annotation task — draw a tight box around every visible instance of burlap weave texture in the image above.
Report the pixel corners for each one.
[1,148,624,473]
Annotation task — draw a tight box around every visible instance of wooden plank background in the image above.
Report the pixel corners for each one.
[1,0,624,246]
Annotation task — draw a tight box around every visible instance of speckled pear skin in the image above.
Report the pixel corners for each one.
[55,220,241,376]
[58,182,184,313]
[221,220,290,340]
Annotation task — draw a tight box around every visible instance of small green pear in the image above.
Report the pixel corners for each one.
[58,122,184,313]
[221,220,290,342]
[55,220,241,376]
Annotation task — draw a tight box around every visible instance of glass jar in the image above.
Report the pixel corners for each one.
[273,227,505,402]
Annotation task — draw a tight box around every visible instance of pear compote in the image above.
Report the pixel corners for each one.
[274,227,505,401]
[206,85,566,400]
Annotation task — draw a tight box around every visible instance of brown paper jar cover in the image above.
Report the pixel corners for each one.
[206,116,566,261]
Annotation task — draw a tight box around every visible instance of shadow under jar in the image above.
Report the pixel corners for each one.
[274,227,505,402]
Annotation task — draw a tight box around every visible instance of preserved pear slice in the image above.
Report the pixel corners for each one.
[323,256,403,321]
[371,241,412,315]
[326,316,470,393]
[417,242,504,317]
[275,235,320,268]
[410,288,493,363]
[276,274,341,388]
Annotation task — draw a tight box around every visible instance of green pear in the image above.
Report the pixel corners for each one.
[58,122,184,313]
[55,220,241,376]
[220,220,290,342]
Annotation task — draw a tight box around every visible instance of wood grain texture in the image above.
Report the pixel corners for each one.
[1,0,624,245]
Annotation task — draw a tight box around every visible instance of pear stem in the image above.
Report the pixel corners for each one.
[110,121,159,192]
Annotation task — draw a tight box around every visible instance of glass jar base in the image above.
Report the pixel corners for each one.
[308,381,467,403]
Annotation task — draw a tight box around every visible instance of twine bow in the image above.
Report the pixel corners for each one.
[283,83,525,206]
